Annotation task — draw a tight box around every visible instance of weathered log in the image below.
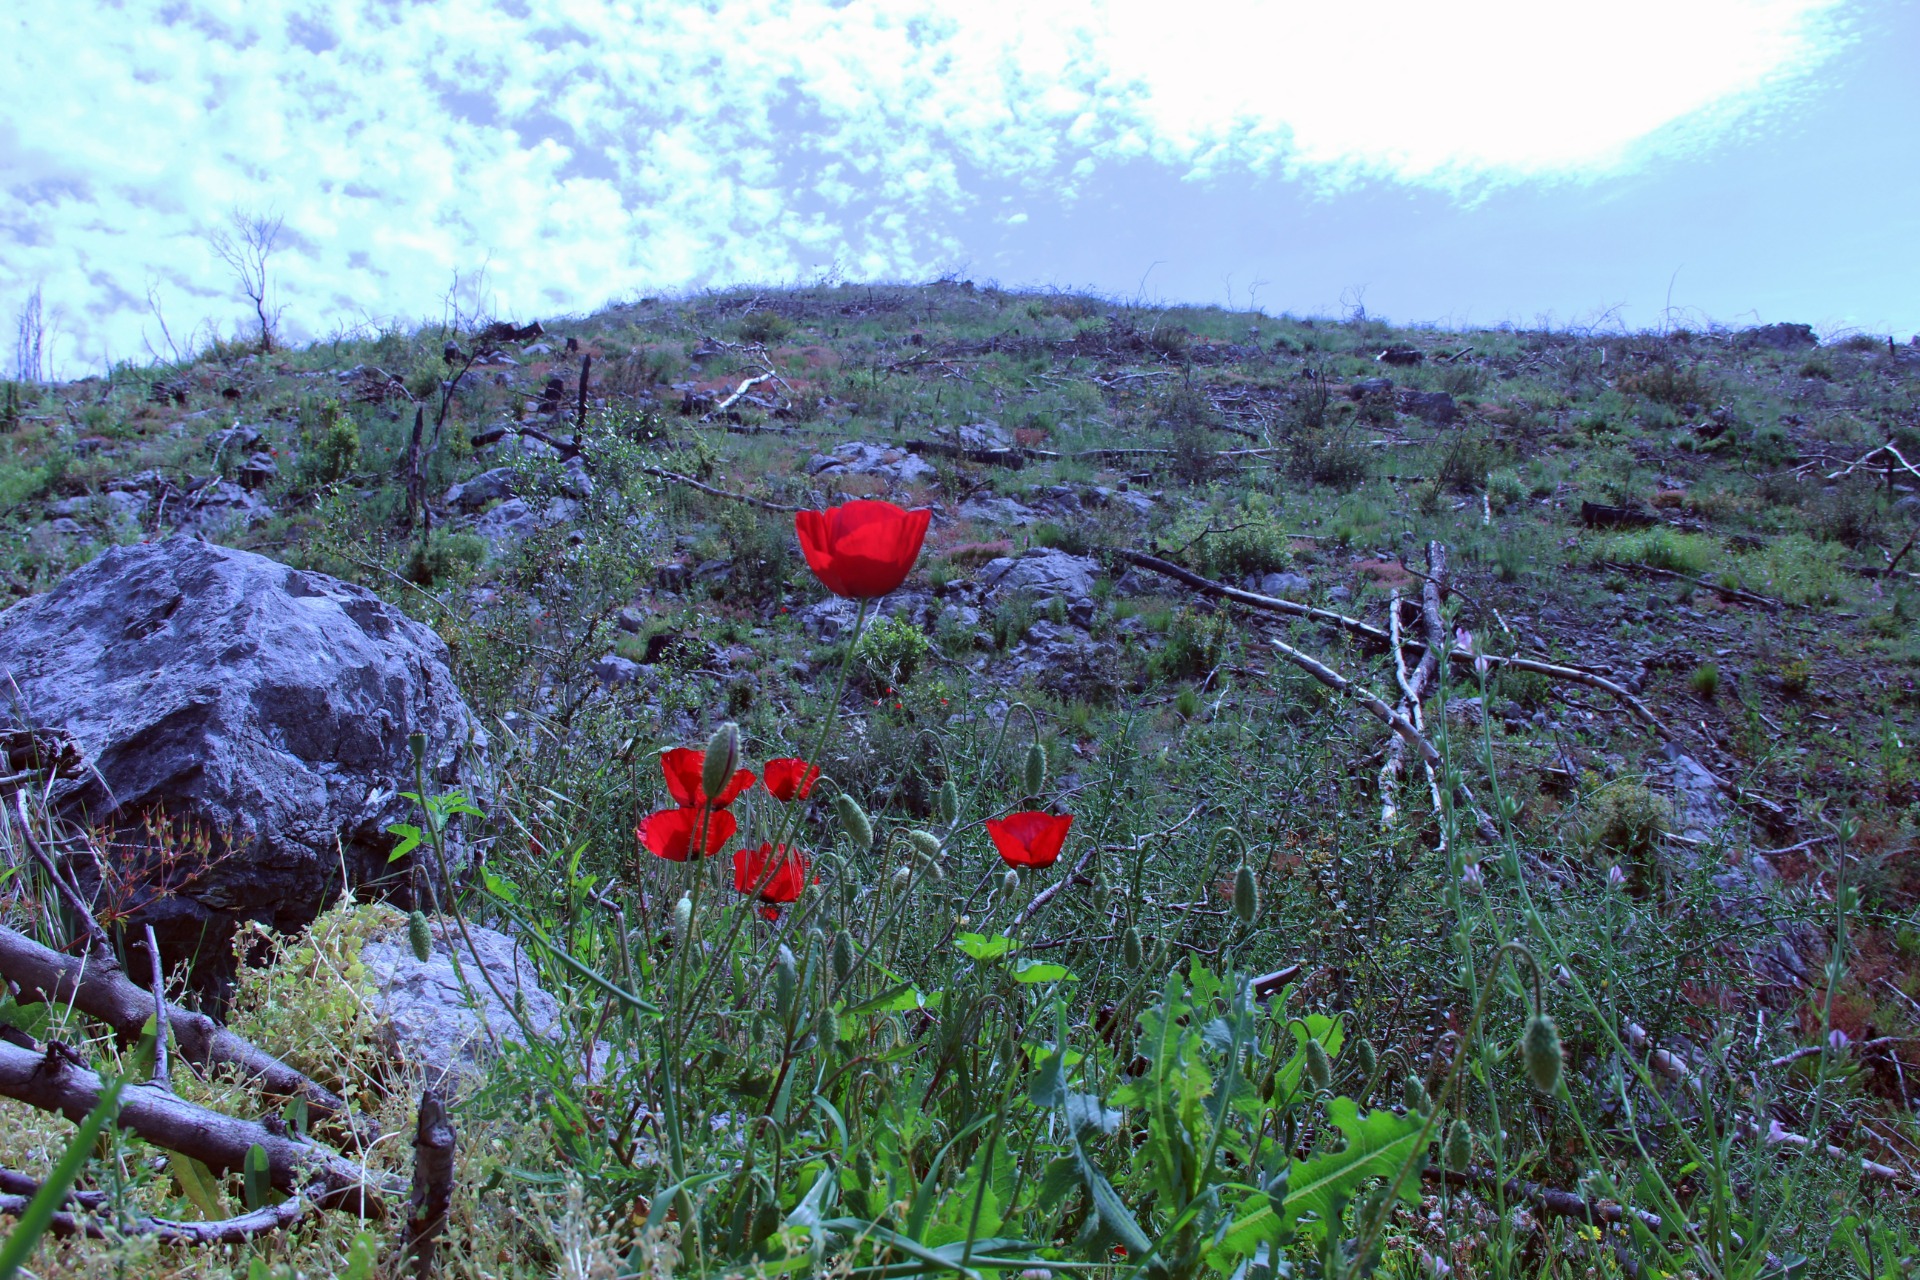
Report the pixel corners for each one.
[0,1038,400,1213]
[0,924,357,1128]
[397,1089,457,1276]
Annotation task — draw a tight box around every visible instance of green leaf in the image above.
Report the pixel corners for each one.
[1027,1049,1068,1110]
[1071,1127,1154,1261]
[385,822,421,862]
[0,1076,124,1280]
[845,983,929,1015]
[242,1143,273,1210]
[1012,960,1077,984]
[168,1152,225,1220]
[1209,1097,1427,1265]
[955,932,1017,961]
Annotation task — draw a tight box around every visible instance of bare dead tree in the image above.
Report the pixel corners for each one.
[13,284,45,383]
[208,208,286,353]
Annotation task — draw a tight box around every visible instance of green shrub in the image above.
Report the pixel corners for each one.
[1584,779,1670,864]
[1689,662,1720,699]
[1148,606,1232,682]
[405,530,486,585]
[737,309,793,344]
[853,614,932,690]
[302,401,360,486]
[1724,534,1846,607]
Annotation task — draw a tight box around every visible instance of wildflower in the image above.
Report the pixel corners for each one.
[637,746,756,861]
[1606,863,1627,889]
[985,811,1073,869]
[763,757,821,803]
[733,842,812,920]
[794,499,931,598]
[1827,1028,1852,1053]
[1460,862,1485,895]
[638,806,736,862]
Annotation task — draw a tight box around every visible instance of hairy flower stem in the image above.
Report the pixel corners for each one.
[677,599,868,1036]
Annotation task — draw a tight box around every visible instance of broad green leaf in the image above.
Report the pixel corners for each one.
[1208,1097,1427,1267]
[846,983,929,1015]
[385,822,421,862]
[1012,960,1076,984]
[168,1152,224,1220]
[955,932,1017,961]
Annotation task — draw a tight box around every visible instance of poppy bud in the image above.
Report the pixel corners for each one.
[815,1006,839,1045]
[731,952,747,997]
[407,731,428,770]
[1024,741,1047,795]
[774,944,797,1018]
[835,794,873,853]
[1001,868,1019,897]
[832,929,855,982]
[1232,865,1259,926]
[1404,1075,1430,1114]
[1357,1038,1378,1079]
[407,910,432,962]
[891,865,913,892]
[907,830,943,858]
[702,722,741,803]
[1445,1119,1473,1171]
[1122,926,1144,969]
[1090,877,1110,913]
[938,779,959,826]
[1305,1038,1333,1092]
[1523,1013,1563,1094]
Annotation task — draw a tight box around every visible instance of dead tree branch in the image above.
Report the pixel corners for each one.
[0,1038,401,1212]
[639,466,799,514]
[0,923,359,1128]
[397,1089,457,1275]
[0,1169,320,1243]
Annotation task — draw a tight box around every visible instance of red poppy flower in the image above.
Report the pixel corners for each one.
[794,500,931,598]
[733,842,812,918]
[762,757,821,803]
[985,811,1073,869]
[638,806,738,862]
[658,746,755,809]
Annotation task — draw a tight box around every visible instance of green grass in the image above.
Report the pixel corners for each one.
[2,282,1917,1279]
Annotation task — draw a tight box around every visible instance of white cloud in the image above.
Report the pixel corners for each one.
[0,0,1848,370]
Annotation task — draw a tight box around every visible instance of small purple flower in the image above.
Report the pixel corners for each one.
[1828,1028,1852,1053]
[1606,864,1627,889]
[1460,862,1485,896]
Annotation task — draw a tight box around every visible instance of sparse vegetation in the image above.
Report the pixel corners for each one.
[2,284,1917,1279]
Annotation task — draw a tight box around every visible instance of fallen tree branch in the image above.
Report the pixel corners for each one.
[1116,548,1676,740]
[638,466,800,513]
[0,1038,400,1212]
[1600,560,1790,611]
[0,1172,320,1244]
[1426,1164,1663,1232]
[0,924,358,1129]
[704,371,777,421]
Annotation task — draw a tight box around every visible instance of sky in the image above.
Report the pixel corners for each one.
[4,0,1915,378]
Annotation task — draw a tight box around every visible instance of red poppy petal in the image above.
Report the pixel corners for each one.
[795,501,930,599]
[764,758,821,803]
[711,768,757,809]
[698,809,737,857]
[986,811,1072,869]
[639,807,697,862]
[659,748,705,808]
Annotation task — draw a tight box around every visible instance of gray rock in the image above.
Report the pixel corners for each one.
[1395,389,1457,424]
[167,480,273,535]
[594,653,642,685]
[959,496,1040,526]
[0,538,487,994]
[362,918,606,1091]
[206,423,263,454]
[807,442,937,484]
[1257,572,1311,598]
[237,451,278,488]
[1349,377,1394,397]
[951,421,1012,450]
[796,597,862,642]
[470,497,579,553]
[444,467,519,511]
[979,548,1100,601]
[1327,585,1352,603]
[1737,322,1818,351]
[1007,620,1117,701]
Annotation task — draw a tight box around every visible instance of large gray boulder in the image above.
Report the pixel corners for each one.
[361,918,604,1091]
[0,537,487,993]
[978,547,1101,601]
